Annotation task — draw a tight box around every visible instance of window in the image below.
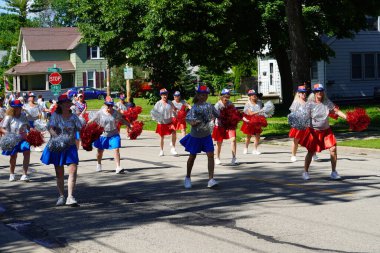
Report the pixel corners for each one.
[365,16,379,31]
[90,46,103,59]
[364,54,375,79]
[87,71,95,87]
[311,62,318,80]
[351,54,362,79]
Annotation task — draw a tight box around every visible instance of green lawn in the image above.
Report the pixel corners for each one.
[339,139,380,149]
[86,97,380,149]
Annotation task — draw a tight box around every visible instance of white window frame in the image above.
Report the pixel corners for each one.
[87,70,96,88]
[90,46,104,59]
[351,53,380,80]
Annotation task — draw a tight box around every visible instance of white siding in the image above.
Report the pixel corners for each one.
[326,31,380,99]
[257,57,282,96]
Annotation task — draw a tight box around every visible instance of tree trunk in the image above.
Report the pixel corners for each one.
[272,47,294,107]
[285,0,310,86]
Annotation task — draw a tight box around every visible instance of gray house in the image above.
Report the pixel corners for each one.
[258,16,380,101]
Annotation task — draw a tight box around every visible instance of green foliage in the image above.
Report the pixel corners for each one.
[0,14,20,50]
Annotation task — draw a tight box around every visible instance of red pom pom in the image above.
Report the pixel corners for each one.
[176,106,187,124]
[128,121,144,140]
[123,106,142,123]
[219,105,242,130]
[82,112,89,123]
[80,122,104,151]
[26,129,45,147]
[243,114,268,133]
[346,107,370,132]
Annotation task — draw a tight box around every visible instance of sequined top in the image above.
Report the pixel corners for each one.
[23,103,43,121]
[244,100,263,114]
[1,113,30,136]
[48,113,83,145]
[74,101,87,115]
[151,100,174,124]
[214,100,234,127]
[306,100,335,130]
[186,102,219,138]
[0,107,6,121]
[92,109,122,137]
[172,100,188,110]
[115,101,128,111]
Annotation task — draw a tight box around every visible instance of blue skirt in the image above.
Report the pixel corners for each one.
[94,134,121,150]
[1,140,30,156]
[29,121,35,128]
[180,134,214,155]
[40,145,79,166]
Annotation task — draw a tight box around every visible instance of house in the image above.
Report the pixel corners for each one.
[5,27,108,93]
[258,16,380,101]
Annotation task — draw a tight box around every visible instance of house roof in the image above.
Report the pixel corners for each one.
[5,60,75,76]
[20,27,82,51]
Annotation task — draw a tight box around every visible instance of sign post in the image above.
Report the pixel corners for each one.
[124,67,133,102]
[47,64,62,96]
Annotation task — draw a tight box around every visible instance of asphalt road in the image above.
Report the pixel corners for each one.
[0,131,379,253]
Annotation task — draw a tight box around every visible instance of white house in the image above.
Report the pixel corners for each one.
[258,16,380,101]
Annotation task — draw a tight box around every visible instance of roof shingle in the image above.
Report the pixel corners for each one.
[21,27,82,51]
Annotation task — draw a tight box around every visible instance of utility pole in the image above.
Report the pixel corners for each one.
[106,63,110,96]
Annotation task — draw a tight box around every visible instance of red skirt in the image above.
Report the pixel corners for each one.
[173,120,186,130]
[240,121,262,135]
[299,127,336,153]
[212,126,236,142]
[156,123,175,136]
[288,128,306,139]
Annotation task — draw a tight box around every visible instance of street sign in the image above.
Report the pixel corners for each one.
[47,67,62,73]
[124,67,133,80]
[51,84,61,96]
[49,72,62,85]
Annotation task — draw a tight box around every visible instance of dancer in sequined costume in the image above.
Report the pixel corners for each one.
[180,85,220,189]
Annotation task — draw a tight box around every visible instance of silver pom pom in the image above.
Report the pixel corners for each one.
[288,111,310,130]
[262,101,275,118]
[47,134,71,152]
[34,119,47,132]
[151,110,164,122]
[88,111,97,121]
[0,133,21,151]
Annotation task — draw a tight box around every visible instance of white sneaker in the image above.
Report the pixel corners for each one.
[20,175,30,182]
[56,195,65,206]
[159,150,164,156]
[215,158,221,165]
[115,167,124,174]
[96,164,102,172]
[290,156,297,162]
[231,157,239,165]
[9,174,16,182]
[302,172,310,180]
[252,150,261,155]
[312,154,320,161]
[207,178,219,188]
[331,171,341,180]
[66,196,78,206]
[170,147,178,155]
[34,147,42,152]
[243,148,248,154]
[184,177,192,189]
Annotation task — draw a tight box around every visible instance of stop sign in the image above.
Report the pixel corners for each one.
[49,72,62,85]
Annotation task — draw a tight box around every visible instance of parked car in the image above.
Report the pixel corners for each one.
[67,86,107,100]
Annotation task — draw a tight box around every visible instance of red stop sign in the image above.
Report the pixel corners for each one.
[49,72,62,85]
